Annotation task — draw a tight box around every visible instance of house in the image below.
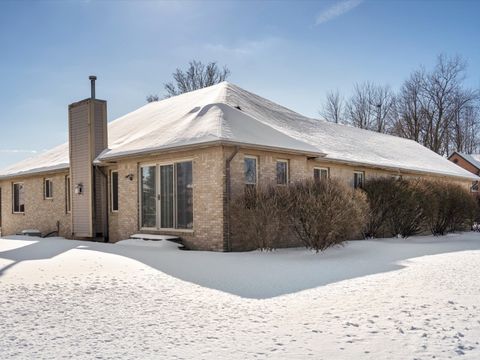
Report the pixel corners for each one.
[448,152,480,192]
[0,78,477,251]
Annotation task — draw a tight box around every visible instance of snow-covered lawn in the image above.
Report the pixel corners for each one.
[1,234,480,359]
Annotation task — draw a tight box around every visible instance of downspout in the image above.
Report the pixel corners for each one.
[224,146,239,252]
[94,165,109,243]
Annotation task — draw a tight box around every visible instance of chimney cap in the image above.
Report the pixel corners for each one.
[89,75,97,81]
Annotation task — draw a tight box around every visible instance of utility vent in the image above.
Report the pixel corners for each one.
[235,105,242,111]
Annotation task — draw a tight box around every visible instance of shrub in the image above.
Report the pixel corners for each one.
[386,179,424,238]
[284,179,368,252]
[363,177,423,238]
[229,185,289,251]
[417,180,477,235]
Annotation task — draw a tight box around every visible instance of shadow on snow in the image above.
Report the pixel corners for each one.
[1,233,480,299]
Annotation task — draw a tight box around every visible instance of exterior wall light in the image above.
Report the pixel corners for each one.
[125,173,134,181]
[75,183,83,195]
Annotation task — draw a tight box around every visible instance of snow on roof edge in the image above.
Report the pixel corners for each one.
[96,139,326,162]
[0,163,70,180]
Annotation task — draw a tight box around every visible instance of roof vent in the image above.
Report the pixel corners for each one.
[89,75,97,99]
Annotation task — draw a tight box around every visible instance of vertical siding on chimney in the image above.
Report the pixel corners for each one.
[69,101,93,237]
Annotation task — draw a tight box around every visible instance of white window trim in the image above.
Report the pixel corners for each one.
[44,178,53,200]
[276,159,289,185]
[12,182,25,214]
[353,171,365,189]
[139,159,194,232]
[110,170,119,213]
[244,155,258,185]
[314,167,330,180]
[65,175,71,214]
[471,181,479,193]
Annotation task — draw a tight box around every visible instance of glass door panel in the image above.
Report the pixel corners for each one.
[160,165,174,228]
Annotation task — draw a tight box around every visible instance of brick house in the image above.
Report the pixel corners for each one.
[448,152,480,192]
[0,79,477,251]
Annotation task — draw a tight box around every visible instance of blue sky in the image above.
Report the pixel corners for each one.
[0,0,479,169]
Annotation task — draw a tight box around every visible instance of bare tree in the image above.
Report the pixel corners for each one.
[420,54,467,154]
[393,70,426,143]
[320,90,344,123]
[344,82,395,133]
[450,90,480,154]
[162,60,230,98]
[392,54,480,156]
[146,94,160,103]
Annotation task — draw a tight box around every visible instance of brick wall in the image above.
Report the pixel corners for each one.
[106,146,225,251]
[0,172,72,238]
[0,146,474,251]
[448,154,480,176]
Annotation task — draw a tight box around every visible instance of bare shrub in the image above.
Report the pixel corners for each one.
[386,179,425,238]
[229,185,288,251]
[362,177,399,238]
[285,179,368,252]
[418,180,477,235]
[363,177,424,238]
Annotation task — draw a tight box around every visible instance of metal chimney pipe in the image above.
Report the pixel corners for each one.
[89,75,97,99]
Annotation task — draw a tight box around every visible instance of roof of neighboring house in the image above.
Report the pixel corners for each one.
[1,82,478,180]
[449,152,480,170]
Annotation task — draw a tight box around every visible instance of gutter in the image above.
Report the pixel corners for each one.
[311,157,480,182]
[94,140,325,164]
[223,146,239,252]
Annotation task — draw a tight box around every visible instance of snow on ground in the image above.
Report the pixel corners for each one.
[0,234,480,359]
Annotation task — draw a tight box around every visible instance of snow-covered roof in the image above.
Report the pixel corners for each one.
[0,82,477,180]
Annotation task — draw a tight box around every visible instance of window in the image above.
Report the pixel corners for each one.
[111,171,119,212]
[13,183,25,213]
[353,171,365,189]
[244,156,257,185]
[65,175,71,213]
[140,161,193,230]
[472,181,479,193]
[276,160,289,185]
[314,167,329,182]
[44,179,53,199]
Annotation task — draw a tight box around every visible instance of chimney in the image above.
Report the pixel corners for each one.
[89,75,97,99]
[68,76,108,240]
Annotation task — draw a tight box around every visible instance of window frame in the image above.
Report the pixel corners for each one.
[313,167,330,182]
[244,155,258,186]
[353,171,365,189]
[110,170,119,213]
[12,182,25,214]
[65,175,71,213]
[139,159,194,232]
[276,159,289,186]
[44,178,53,200]
[471,180,479,193]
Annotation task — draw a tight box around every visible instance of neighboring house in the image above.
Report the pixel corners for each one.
[0,79,477,251]
[448,152,480,192]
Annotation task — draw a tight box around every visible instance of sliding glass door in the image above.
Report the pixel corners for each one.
[141,166,157,228]
[176,161,193,229]
[160,165,174,228]
[140,161,193,230]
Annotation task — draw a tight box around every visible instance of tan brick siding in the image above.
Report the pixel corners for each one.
[106,146,225,251]
[448,154,480,176]
[0,172,72,238]
[0,146,473,251]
